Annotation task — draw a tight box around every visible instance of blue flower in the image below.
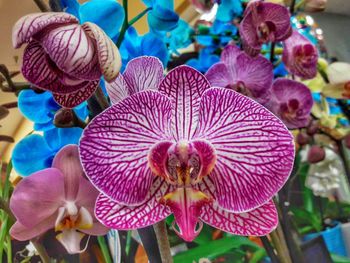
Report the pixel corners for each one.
[18,90,88,131]
[60,0,125,40]
[120,27,168,70]
[216,0,243,22]
[186,48,220,73]
[12,128,83,176]
[167,19,194,54]
[143,0,179,32]
[196,20,237,48]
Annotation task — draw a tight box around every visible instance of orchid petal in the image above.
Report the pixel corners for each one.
[81,22,121,82]
[12,12,78,48]
[10,168,65,228]
[323,83,349,99]
[79,90,173,205]
[10,214,57,241]
[205,63,231,88]
[105,74,129,104]
[194,88,294,212]
[52,145,83,201]
[123,56,164,95]
[220,44,241,65]
[56,229,85,254]
[95,177,172,229]
[52,80,99,108]
[198,177,278,236]
[159,65,210,140]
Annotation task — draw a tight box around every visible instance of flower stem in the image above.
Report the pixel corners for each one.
[0,198,15,222]
[270,42,276,63]
[33,0,50,12]
[97,236,112,263]
[270,228,292,263]
[129,7,152,27]
[116,0,129,48]
[93,86,110,110]
[290,0,297,14]
[260,236,280,263]
[154,221,173,263]
[31,239,50,263]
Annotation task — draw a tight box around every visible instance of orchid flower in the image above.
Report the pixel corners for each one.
[10,145,108,254]
[12,12,121,108]
[79,56,294,242]
[322,62,350,99]
[282,30,318,79]
[186,48,220,73]
[205,44,273,103]
[239,0,292,56]
[265,78,313,129]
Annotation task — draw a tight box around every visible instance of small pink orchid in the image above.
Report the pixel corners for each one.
[239,0,292,56]
[12,12,121,108]
[282,30,318,79]
[79,57,295,242]
[265,78,313,129]
[10,145,108,254]
[205,44,273,103]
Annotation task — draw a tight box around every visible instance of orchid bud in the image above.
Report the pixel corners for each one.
[304,0,327,12]
[307,145,326,163]
[297,132,310,146]
[307,120,319,135]
[54,108,75,128]
[344,134,350,149]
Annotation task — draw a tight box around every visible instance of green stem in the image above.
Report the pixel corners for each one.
[260,236,280,263]
[129,7,152,27]
[97,236,112,263]
[0,198,15,222]
[116,0,129,48]
[295,0,306,10]
[154,221,173,263]
[31,239,50,263]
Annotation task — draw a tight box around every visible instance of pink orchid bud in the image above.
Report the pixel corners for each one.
[307,145,326,163]
[297,132,310,146]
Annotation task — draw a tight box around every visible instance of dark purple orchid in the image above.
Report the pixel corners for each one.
[239,0,292,56]
[10,145,108,254]
[12,12,121,108]
[282,30,318,79]
[205,44,273,103]
[265,78,313,129]
[79,57,294,242]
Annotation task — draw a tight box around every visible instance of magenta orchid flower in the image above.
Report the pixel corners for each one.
[205,44,273,103]
[282,30,318,79]
[10,145,108,254]
[239,0,292,56]
[79,57,295,242]
[265,78,313,129]
[12,12,121,108]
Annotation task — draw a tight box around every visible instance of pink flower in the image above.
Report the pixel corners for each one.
[10,145,108,254]
[282,30,318,79]
[12,13,121,108]
[79,57,295,242]
[239,1,292,56]
[205,44,273,103]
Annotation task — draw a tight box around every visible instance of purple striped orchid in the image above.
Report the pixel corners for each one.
[205,44,273,103]
[239,0,292,57]
[282,30,318,79]
[265,78,313,129]
[12,12,121,108]
[79,57,295,242]
[10,145,108,254]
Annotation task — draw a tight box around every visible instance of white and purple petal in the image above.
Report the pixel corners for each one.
[106,74,129,104]
[193,87,294,213]
[79,90,173,205]
[159,65,211,141]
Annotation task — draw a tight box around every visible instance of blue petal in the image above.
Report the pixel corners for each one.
[12,134,54,176]
[79,0,125,40]
[18,90,59,126]
[60,0,81,19]
[44,127,83,153]
[167,19,193,53]
[141,33,169,67]
[216,0,243,22]
[148,4,179,32]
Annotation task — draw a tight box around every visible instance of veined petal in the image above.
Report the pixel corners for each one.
[193,88,294,212]
[205,63,231,88]
[56,229,85,254]
[198,177,278,236]
[12,12,78,48]
[52,80,99,108]
[82,22,121,81]
[95,177,172,229]
[159,65,210,140]
[52,145,83,201]
[123,56,164,95]
[220,44,241,65]
[79,90,173,205]
[105,74,129,104]
[10,168,65,228]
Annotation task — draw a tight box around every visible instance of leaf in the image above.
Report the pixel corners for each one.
[290,207,322,232]
[173,236,259,263]
[331,254,350,263]
[249,248,267,263]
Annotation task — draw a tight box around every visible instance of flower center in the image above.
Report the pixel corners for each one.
[225,82,253,98]
[257,22,276,44]
[280,99,303,122]
[294,44,317,66]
